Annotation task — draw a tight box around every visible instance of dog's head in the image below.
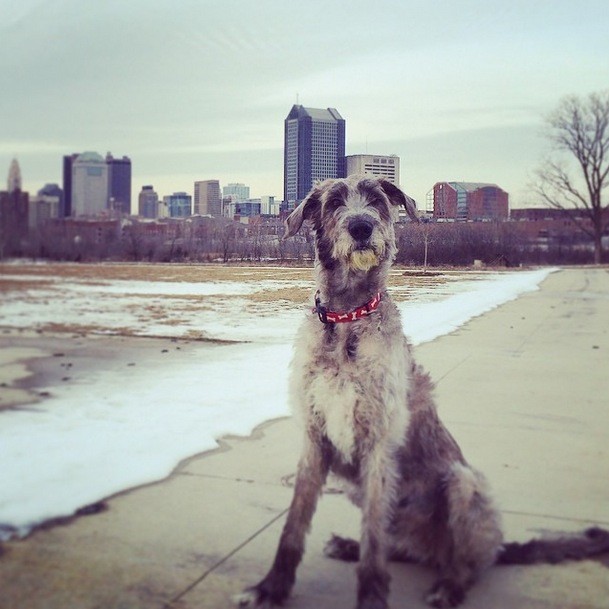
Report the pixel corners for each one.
[284,176,418,272]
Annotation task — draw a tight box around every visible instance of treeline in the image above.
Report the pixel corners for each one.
[4,217,601,266]
[395,222,597,266]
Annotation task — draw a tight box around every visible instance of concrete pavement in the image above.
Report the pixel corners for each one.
[1,267,608,609]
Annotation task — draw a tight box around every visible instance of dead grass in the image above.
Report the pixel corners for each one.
[0,262,314,284]
[248,286,312,304]
[0,261,477,314]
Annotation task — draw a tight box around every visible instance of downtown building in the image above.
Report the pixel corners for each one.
[163,192,192,218]
[106,153,132,214]
[138,185,160,218]
[0,159,29,255]
[194,180,222,216]
[283,105,346,208]
[63,151,132,217]
[431,182,509,221]
[222,183,250,202]
[345,154,400,185]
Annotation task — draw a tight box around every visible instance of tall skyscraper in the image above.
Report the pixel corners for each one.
[194,180,221,216]
[345,154,400,185]
[284,105,346,207]
[106,153,132,214]
[71,152,109,216]
[1,159,29,253]
[7,158,22,192]
[62,153,79,216]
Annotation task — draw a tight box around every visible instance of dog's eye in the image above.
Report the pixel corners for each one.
[367,198,390,219]
[326,199,346,212]
[367,198,385,211]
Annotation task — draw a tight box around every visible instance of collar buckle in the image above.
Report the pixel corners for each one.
[314,290,329,324]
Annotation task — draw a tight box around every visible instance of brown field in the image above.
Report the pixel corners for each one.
[0,262,497,339]
[0,262,476,302]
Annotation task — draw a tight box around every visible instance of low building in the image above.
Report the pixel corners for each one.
[431,182,509,221]
[30,184,63,228]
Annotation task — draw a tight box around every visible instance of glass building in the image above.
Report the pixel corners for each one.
[283,105,346,208]
[163,192,192,218]
[106,153,132,215]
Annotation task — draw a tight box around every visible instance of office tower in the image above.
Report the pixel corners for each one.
[106,153,132,214]
[345,154,400,185]
[62,153,79,216]
[1,159,29,252]
[7,158,22,192]
[194,180,221,216]
[163,192,192,218]
[71,152,109,216]
[222,183,250,201]
[284,105,346,207]
[138,185,159,218]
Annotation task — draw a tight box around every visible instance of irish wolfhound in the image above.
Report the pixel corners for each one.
[236,176,609,609]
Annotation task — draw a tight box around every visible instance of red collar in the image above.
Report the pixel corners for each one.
[313,291,382,324]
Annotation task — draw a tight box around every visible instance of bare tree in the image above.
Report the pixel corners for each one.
[535,90,609,263]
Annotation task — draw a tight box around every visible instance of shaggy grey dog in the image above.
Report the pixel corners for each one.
[236,176,609,609]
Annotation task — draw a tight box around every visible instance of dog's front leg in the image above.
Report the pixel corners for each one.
[236,434,330,607]
[356,443,396,609]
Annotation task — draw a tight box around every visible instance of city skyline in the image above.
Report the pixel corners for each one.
[1,1,608,208]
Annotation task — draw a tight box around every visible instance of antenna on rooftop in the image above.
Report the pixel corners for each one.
[296,92,299,105]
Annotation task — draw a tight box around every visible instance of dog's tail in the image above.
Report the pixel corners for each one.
[496,526,609,565]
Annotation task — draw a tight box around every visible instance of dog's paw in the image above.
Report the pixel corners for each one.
[233,589,259,607]
[233,588,266,607]
[233,575,292,607]
[425,579,465,608]
[324,534,360,562]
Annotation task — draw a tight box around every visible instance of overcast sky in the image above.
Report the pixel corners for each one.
[1,0,607,208]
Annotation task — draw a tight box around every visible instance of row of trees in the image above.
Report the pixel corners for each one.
[15,217,599,266]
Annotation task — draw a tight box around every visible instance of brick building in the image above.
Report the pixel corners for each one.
[432,182,509,221]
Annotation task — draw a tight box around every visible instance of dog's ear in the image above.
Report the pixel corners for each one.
[378,179,419,223]
[283,188,322,239]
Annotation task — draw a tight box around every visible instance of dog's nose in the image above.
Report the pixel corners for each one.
[348,218,374,242]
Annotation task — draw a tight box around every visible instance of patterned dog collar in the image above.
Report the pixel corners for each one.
[313,291,382,324]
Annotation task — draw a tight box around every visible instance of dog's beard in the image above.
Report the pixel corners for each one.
[349,248,380,272]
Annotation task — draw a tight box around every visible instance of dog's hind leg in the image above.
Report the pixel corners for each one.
[235,435,330,607]
[425,463,503,608]
[325,534,418,564]
[324,534,361,562]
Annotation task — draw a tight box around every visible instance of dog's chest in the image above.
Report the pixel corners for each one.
[300,326,408,463]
